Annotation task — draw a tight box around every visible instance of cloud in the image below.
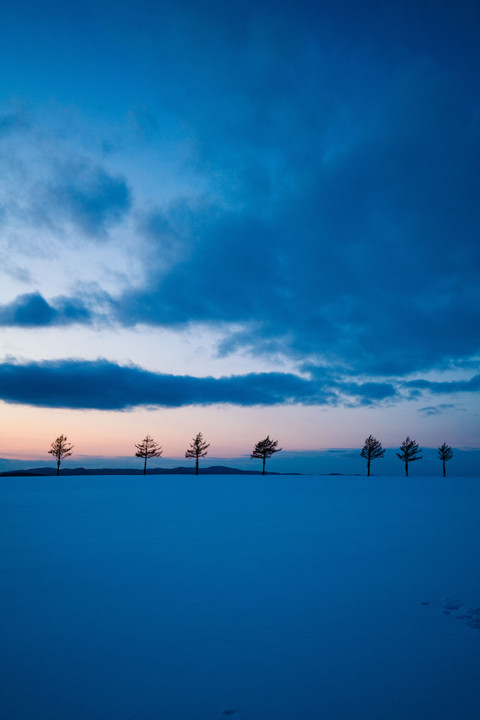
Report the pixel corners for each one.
[407,376,480,395]
[1,0,479,390]
[0,359,406,410]
[128,107,159,143]
[44,162,131,237]
[417,404,458,416]
[0,110,29,136]
[0,113,132,250]
[109,51,480,378]
[335,381,398,405]
[6,355,475,411]
[0,359,325,410]
[0,293,91,327]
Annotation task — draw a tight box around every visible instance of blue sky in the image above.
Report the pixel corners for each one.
[0,0,479,473]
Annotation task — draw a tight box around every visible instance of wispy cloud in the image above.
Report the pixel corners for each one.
[417,403,458,417]
[42,161,131,237]
[0,109,29,136]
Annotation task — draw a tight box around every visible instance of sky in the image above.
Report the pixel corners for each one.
[0,0,479,474]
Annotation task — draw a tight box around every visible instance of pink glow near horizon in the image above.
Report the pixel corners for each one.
[1,397,477,462]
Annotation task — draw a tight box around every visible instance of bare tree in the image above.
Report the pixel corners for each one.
[250,436,282,475]
[48,434,74,476]
[437,442,453,477]
[135,435,163,474]
[185,432,210,475]
[360,435,385,476]
[396,436,422,477]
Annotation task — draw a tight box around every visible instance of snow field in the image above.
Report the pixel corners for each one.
[1,475,479,719]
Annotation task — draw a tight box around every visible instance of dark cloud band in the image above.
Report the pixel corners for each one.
[0,358,409,410]
[0,359,327,410]
[0,354,476,411]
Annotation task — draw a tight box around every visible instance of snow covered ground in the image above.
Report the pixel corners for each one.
[1,475,479,719]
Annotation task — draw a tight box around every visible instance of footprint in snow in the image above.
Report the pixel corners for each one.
[421,598,480,631]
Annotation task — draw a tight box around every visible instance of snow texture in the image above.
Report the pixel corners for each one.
[1,475,479,719]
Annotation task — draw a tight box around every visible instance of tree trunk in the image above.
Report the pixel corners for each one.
[405,461,409,477]
[262,456,266,475]
[143,456,147,475]
[367,455,371,476]
[443,459,446,477]
[195,456,199,475]
[56,459,60,476]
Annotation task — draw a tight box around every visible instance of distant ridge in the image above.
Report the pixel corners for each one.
[0,465,301,477]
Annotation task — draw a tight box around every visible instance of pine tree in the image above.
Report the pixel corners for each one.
[437,442,453,477]
[48,434,74,476]
[250,436,282,475]
[135,435,163,474]
[185,432,210,475]
[360,435,385,476]
[396,436,422,477]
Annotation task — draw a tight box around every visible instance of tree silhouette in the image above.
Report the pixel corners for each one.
[437,442,453,477]
[360,435,385,476]
[48,434,74,476]
[396,436,422,476]
[135,435,162,474]
[185,432,210,475]
[250,436,282,475]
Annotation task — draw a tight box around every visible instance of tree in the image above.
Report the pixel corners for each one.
[396,436,422,477]
[185,432,210,475]
[135,435,162,474]
[250,436,282,475]
[48,434,74,476]
[437,442,453,477]
[360,435,385,476]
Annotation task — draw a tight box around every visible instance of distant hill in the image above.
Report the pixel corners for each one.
[0,465,300,477]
